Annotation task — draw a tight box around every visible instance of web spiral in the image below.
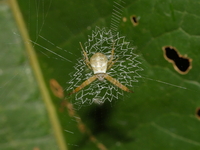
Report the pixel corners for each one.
[67,27,143,109]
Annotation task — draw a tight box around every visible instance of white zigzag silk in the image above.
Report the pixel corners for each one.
[67,27,143,109]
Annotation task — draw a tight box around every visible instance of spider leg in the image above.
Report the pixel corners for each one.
[68,75,97,95]
[107,42,115,67]
[107,41,119,71]
[107,57,119,71]
[104,74,133,93]
[79,42,92,70]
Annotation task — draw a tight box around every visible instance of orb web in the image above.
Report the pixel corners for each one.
[67,27,143,109]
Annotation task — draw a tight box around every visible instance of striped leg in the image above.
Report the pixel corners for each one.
[68,75,97,95]
[104,74,133,93]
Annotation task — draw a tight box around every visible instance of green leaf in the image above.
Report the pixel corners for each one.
[8,0,200,149]
[0,1,58,150]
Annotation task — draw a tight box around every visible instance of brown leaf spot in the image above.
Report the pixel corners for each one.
[122,17,127,22]
[49,79,64,99]
[33,147,40,150]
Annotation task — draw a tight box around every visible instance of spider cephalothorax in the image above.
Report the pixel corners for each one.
[68,42,133,95]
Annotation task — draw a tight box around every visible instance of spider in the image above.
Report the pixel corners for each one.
[68,42,133,95]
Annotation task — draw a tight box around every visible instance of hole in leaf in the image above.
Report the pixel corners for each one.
[162,46,192,74]
[196,107,200,119]
[130,15,138,26]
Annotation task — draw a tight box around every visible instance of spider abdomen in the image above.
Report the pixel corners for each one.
[90,52,108,74]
